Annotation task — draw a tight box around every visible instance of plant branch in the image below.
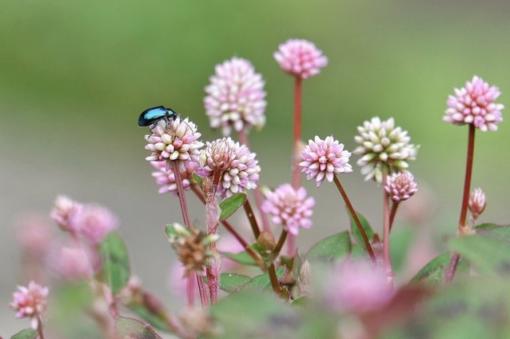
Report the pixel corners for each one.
[383,187,393,280]
[389,202,399,232]
[333,175,376,260]
[243,199,261,239]
[291,76,303,189]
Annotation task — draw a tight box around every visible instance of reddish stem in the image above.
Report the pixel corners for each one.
[172,162,206,306]
[388,202,399,232]
[446,125,476,282]
[333,175,376,261]
[36,315,45,339]
[272,230,288,259]
[292,76,303,189]
[383,187,393,279]
[243,199,261,239]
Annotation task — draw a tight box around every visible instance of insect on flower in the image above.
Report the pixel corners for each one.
[138,105,178,127]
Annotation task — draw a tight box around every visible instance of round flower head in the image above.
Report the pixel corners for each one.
[55,245,94,280]
[274,39,328,79]
[300,136,352,186]
[384,171,418,203]
[469,187,486,220]
[326,260,393,314]
[204,57,267,135]
[444,76,504,131]
[354,117,418,183]
[145,117,204,167]
[50,195,82,233]
[262,184,315,235]
[151,160,198,194]
[11,281,49,328]
[200,137,261,197]
[71,204,118,244]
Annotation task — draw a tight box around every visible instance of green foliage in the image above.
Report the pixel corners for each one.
[390,227,413,273]
[10,329,37,339]
[243,267,285,291]
[305,231,351,263]
[411,252,451,285]
[219,273,252,293]
[99,232,131,294]
[219,193,247,221]
[128,304,170,333]
[349,211,375,246]
[115,317,162,339]
[220,243,270,266]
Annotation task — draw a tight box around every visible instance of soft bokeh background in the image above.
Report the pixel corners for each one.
[1,0,510,334]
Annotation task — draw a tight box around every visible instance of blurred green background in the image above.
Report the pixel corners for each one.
[1,0,510,333]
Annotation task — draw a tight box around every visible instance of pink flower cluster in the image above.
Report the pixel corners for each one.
[151,160,198,194]
[384,171,418,203]
[300,136,352,186]
[262,184,315,235]
[204,57,267,135]
[11,281,49,327]
[444,76,504,131]
[274,39,328,79]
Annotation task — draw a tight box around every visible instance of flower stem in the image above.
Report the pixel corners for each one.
[292,76,303,189]
[243,199,261,239]
[389,202,399,232]
[238,129,271,233]
[172,162,207,306]
[446,125,476,283]
[383,187,393,280]
[36,315,45,339]
[333,175,376,261]
[204,175,220,304]
[191,185,266,270]
[272,230,288,259]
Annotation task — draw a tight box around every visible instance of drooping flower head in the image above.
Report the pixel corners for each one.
[168,224,219,275]
[469,187,486,220]
[384,171,418,203]
[325,260,393,314]
[274,39,328,79]
[50,195,82,233]
[354,117,418,183]
[200,137,261,197]
[70,204,118,244]
[300,136,352,186]
[444,76,504,131]
[151,160,198,194]
[262,184,315,235]
[204,57,267,135]
[11,281,49,328]
[144,117,204,167]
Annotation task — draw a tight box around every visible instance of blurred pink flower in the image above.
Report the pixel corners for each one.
[56,245,94,280]
[169,262,190,299]
[262,184,315,235]
[217,233,245,271]
[50,195,82,233]
[274,39,328,79]
[469,187,486,220]
[144,117,204,166]
[326,260,393,314]
[200,137,260,197]
[10,281,49,328]
[71,204,118,244]
[151,160,198,194]
[16,216,52,257]
[300,136,352,186]
[384,171,418,203]
[204,57,267,135]
[444,76,504,131]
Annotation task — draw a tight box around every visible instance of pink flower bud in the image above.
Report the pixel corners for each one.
[469,188,486,220]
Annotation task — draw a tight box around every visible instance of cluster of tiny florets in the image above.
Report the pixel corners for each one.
[200,137,260,197]
[151,160,198,194]
[10,281,49,328]
[70,204,118,244]
[144,118,203,167]
[384,171,418,203]
[274,39,328,79]
[204,57,267,135]
[262,184,315,235]
[444,76,504,132]
[300,136,352,186]
[354,117,418,183]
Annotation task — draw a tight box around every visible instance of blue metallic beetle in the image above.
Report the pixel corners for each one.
[138,106,177,127]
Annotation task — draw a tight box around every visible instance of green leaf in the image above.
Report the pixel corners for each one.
[191,173,203,187]
[220,273,251,293]
[115,316,162,338]
[219,193,247,221]
[220,243,269,266]
[411,252,451,284]
[165,223,180,239]
[243,267,285,290]
[128,304,170,333]
[449,234,510,275]
[305,231,351,263]
[210,290,295,339]
[390,227,413,273]
[99,232,130,294]
[349,210,375,246]
[475,223,510,242]
[11,329,37,339]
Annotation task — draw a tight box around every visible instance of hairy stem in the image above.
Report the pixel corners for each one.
[333,175,376,261]
[172,162,206,306]
[446,125,476,282]
[238,129,271,233]
[204,174,221,304]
